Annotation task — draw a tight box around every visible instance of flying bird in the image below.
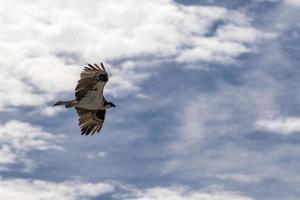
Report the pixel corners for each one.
[53,63,115,135]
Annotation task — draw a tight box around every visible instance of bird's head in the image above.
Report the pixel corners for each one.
[104,101,116,109]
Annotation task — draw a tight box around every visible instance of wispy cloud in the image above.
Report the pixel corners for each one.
[215,173,261,183]
[116,186,253,200]
[0,178,114,200]
[0,120,62,171]
[255,117,300,134]
[285,0,300,6]
[0,178,255,200]
[170,81,279,152]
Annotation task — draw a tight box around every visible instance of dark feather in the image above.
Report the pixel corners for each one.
[76,108,106,135]
[74,63,108,101]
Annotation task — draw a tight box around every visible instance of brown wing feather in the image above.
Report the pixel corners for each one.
[76,108,106,135]
[75,63,109,101]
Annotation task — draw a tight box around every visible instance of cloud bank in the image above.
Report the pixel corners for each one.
[0,120,62,171]
[0,178,114,200]
[0,179,255,200]
[0,0,272,113]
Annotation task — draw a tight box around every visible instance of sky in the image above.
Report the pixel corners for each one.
[0,0,300,199]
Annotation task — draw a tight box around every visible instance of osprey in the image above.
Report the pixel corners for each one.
[53,63,115,135]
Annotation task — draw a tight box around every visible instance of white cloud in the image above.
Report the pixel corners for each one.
[170,80,279,152]
[215,173,260,183]
[255,117,300,134]
[118,186,253,200]
[285,0,300,6]
[38,106,64,117]
[176,38,250,64]
[0,179,255,200]
[176,25,275,64]
[216,24,276,43]
[0,120,62,171]
[0,178,114,200]
[0,0,272,113]
[86,151,108,160]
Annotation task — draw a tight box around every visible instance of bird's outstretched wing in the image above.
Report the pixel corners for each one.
[75,63,108,101]
[76,108,106,135]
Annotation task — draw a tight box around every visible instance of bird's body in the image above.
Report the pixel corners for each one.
[53,63,115,135]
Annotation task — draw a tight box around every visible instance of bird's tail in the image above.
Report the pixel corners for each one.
[53,100,78,108]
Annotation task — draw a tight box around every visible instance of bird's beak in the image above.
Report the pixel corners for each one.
[112,103,116,107]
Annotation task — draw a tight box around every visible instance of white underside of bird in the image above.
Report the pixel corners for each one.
[76,82,106,110]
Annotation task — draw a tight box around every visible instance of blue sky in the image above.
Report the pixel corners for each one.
[0,0,300,199]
